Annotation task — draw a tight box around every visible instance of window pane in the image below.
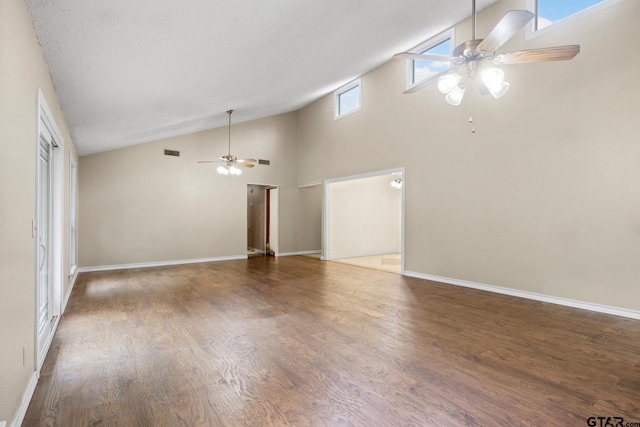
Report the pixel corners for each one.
[413,38,451,84]
[538,0,604,29]
[339,84,360,116]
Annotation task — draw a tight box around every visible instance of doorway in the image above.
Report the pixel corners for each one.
[323,168,405,274]
[247,184,279,256]
[36,90,64,370]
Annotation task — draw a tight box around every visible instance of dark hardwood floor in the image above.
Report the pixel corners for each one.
[23,256,640,426]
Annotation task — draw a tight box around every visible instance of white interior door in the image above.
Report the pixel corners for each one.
[36,129,53,356]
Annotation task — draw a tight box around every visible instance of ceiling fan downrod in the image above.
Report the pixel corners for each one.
[472,0,476,41]
[227,109,233,156]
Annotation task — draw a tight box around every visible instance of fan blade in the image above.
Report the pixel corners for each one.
[477,10,535,53]
[404,68,455,94]
[237,159,257,163]
[393,52,456,62]
[494,45,580,64]
[238,163,255,168]
[197,160,224,163]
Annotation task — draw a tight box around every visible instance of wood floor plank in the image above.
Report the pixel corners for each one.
[23,256,640,426]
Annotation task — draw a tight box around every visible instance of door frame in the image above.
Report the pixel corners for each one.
[35,89,64,371]
[246,183,280,256]
[322,167,405,274]
[266,187,279,256]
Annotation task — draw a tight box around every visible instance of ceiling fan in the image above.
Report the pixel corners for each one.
[197,110,256,175]
[394,0,580,105]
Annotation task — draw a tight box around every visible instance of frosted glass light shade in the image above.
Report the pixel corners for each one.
[445,84,465,106]
[437,73,461,94]
[480,68,510,99]
[480,68,504,88]
[487,80,510,99]
[217,164,242,175]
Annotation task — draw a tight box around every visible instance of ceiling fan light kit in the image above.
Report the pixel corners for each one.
[197,110,257,175]
[395,0,580,106]
[437,65,509,105]
[217,164,242,175]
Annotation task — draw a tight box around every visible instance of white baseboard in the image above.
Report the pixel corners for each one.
[277,250,321,257]
[11,371,37,427]
[78,255,248,273]
[404,271,640,320]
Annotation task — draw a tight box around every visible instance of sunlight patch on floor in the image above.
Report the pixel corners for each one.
[331,253,401,274]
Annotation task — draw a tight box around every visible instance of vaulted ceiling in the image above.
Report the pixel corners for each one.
[26,0,498,155]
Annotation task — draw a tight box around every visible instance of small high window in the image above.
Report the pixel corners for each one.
[407,30,453,90]
[334,79,361,120]
[533,0,612,31]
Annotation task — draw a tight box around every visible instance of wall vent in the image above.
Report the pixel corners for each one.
[164,149,180,157]
[258,159,270,165]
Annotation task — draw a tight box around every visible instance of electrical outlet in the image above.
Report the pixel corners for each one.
[1,420,8,427]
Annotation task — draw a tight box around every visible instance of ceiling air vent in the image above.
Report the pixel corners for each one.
[258,159,270,165]
[164,149,180,157]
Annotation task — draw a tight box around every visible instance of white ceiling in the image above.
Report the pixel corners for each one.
[26,0,498,155]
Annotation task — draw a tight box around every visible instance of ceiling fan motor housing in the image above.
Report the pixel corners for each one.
[454,39,486,60]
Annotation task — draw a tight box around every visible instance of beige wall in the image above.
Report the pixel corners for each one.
[297,0,640,311]
[328,173,402,259]
[79,112,306,267]
[0,0,78,423]
[295,185,323,253]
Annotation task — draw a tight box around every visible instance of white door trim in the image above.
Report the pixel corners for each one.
[35,89,64,371]
[268,187,279,256]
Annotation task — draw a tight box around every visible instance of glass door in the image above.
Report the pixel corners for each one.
[37,133,53,354]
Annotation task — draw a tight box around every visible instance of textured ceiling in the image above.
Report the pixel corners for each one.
[26,0,498,155]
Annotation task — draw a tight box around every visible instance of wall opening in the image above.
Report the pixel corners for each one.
[247,184,279,257]
[323,168,405,274]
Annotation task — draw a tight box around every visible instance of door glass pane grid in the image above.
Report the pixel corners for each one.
[38,136,51,333]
